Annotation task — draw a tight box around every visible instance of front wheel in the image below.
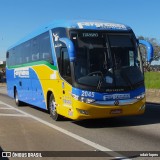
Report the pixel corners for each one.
[49,94,62,121]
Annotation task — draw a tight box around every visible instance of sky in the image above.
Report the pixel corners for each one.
[0,0,160,60]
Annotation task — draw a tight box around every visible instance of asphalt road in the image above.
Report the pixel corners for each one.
[0,86,160,160]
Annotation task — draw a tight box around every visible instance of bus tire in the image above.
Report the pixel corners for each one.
[14,89,23,106]
[49,94,62,121]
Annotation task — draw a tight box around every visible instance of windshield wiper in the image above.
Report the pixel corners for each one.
[97,79,103,90]
[96,72,104,90]
[87,71,104,90]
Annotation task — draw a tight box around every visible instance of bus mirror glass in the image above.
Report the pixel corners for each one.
[105,76,113,84]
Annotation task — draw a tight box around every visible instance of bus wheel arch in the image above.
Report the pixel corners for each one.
[14,86,23,106]
[47,91,62,121]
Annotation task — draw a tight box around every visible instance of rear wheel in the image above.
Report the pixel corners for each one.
[49,94,62,121]
[14,89,23,106]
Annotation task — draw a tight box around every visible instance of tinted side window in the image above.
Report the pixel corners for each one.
[52,27,67,40]
[31,37,39,62]
[10,48,16,66]
[23,41,31,63]
[39,32,52,63]
[16,45,23,64]
[7,31,53,66]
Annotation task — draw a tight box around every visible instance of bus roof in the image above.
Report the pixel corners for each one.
[8,20,132,50]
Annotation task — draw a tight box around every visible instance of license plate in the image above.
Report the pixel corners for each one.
[110,109,122,114]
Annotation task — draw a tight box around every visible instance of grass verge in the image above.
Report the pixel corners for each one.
[145,72,160,89]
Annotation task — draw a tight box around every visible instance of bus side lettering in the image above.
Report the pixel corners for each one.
[14,68,29,78]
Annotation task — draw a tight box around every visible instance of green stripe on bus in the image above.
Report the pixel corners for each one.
[7,60,58,70]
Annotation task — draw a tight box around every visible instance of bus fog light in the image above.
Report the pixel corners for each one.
[76,108,89,115]
[139,104,146,111]
[135,93,145,100]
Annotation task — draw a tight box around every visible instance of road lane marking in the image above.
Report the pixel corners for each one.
[0,103,28,116]
[0,100,131,159]
[0,113,28,117]
[0,102,8,104]
[0,108,15,109]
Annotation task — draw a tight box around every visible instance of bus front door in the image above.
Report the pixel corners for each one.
[59,48,73,117]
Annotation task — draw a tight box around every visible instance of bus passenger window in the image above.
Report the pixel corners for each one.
[32,53,39,61]
[26,57,29,63]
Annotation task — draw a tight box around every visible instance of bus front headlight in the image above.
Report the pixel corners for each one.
[79,97,95,104]
[72,94,95,104]
[135,93,145,100]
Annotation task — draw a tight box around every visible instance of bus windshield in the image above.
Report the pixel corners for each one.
[71,31,144,91]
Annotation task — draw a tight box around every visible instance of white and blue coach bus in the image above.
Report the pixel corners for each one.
[6,20,153,120]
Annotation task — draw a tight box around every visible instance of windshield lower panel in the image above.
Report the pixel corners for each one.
[71,31,144,92]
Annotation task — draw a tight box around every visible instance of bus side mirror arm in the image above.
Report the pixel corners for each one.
[138,39,154,63]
